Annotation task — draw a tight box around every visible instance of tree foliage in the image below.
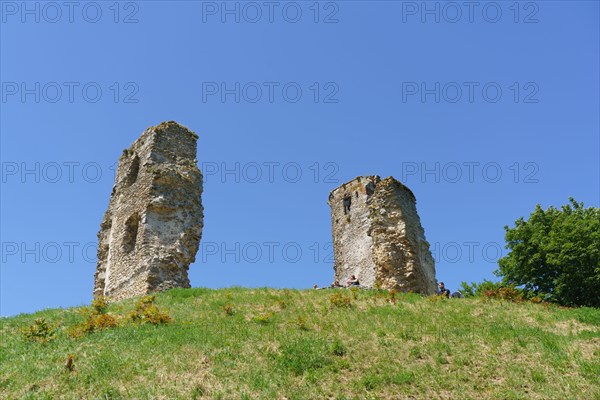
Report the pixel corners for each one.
[496,198,600,307]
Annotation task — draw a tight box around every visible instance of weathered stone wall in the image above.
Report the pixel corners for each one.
[328,176,436,294]
[94,121,203,301]
[328,176,380,288]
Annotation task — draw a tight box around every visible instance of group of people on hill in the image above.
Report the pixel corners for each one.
[314,276,462,297]
[313,275,361,289]
[437,282,463,298]
[315,277,463,297]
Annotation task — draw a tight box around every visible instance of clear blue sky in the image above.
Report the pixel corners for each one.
[1,1,598,316]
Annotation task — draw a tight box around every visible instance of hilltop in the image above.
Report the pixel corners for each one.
[1,288,598,399]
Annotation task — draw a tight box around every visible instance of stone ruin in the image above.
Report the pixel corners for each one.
[328,176,436,294]
[94,121,203,301]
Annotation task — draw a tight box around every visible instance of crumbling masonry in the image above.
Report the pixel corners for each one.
[328,176,436,294]
[94,121,203,301]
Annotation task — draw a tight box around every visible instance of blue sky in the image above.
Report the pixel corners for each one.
[1,1,598,316]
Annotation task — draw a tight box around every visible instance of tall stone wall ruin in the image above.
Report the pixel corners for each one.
[93,121,203,301]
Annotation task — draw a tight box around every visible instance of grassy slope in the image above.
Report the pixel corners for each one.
[1,288,599,400]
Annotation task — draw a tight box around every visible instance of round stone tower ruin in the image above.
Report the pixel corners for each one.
[93,121,203,301]
[328,176,436,294]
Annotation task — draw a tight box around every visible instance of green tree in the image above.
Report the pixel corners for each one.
[496,198,600,307]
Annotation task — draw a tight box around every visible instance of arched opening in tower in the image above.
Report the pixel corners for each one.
[343,196,351,214]
[122,214,140,253]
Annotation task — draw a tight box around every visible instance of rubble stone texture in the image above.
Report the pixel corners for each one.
[94,121,203,301]
[328,176,436,294]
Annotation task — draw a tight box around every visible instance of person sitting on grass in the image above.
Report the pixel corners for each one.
[329,280,343,288]
[346,275,360,287]
[437,282,451,298]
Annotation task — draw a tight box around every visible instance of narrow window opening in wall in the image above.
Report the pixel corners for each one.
[123,154,140,187]
[343,196,351,214]
[122,214,140,253]
[355,191,358,198]
[366,182,376,198]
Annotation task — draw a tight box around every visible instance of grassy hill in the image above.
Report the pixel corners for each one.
[1,288,599,399]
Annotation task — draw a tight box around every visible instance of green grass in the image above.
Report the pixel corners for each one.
[1,288,599,399]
